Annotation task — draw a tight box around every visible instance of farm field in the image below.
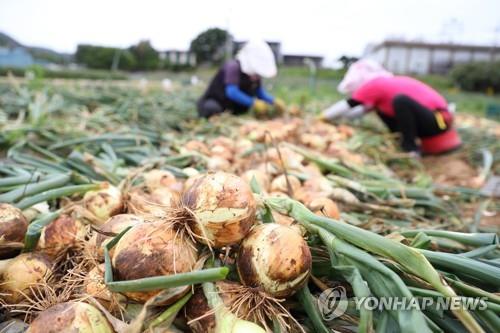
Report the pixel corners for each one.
[0,73,499,333]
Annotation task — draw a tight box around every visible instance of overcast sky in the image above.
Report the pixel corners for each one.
[1,0,499,66]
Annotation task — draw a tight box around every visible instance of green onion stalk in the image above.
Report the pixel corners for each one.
[264,196,485,333]
[15,183,101,210]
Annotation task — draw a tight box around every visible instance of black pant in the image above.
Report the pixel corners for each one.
[197,98,224,118]
[378,95,448,152]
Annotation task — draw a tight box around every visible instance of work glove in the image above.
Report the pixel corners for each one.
[316,113,328,121]
[321,100,351,120]
[252,99,269,115]
[273,98,286,114]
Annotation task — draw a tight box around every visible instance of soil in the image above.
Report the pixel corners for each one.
[422,152,479,188]
[422,152,499,230]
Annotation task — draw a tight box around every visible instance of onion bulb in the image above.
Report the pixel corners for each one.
[240,169,270,192]
[182,167,200,178]
[211,145,233,161]
[270,174,301,194]
[300,133,327,151]
[0,253,53,304]
[206,156,231,171]
[184,140,210,155]
[84,264,125,310]
[0,203,28,257]
[83,183,123,225]
[308,197,340,219]
[111,221,197,304]
[182,172,256,248]
[93,214,143,259]
[126,187,178,217]
[211,137,235,150]
[143,169,183,193]
[266,147,304,171]
[36,214,87,258]
[26,301,114,333]
[150,187,180,206]
[237,224,311,297]
[302,177,334,194]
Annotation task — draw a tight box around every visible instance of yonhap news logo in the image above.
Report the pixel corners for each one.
[318,287,488,321]
[317,286,348,320]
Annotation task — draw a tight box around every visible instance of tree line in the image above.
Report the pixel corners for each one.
[75,28,230,71]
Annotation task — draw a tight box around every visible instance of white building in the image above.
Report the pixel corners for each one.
[160,50,196,67]
[364,40,500,75]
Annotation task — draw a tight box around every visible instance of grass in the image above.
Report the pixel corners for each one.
[1,65,499,119]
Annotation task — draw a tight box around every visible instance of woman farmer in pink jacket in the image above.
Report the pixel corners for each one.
[321,59,461,156]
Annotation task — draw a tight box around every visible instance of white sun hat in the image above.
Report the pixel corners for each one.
[236,40,277,78]
[338,59,393,95]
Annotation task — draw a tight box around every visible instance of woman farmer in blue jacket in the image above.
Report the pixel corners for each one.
[197,40,286,118]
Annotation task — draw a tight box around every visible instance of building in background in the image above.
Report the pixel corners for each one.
[0,47,34,67]
[282,54,324,68]
[232,40,323,68]
[364,40,500,74]
[160,50,196,67]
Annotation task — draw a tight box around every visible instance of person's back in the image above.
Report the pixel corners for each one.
[353,76,448,117]
[322,59,461,155]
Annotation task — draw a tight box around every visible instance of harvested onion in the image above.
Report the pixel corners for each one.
[182,172,256,248]
[206,156,231,171]
[241,169,270,192]
[270,174,301,194]
[237,223,311,297]
[36,214,87,258]
[26,301,114,333]
[308,197,341,219]
[0,253,53,303]
[83,183,123,225]
[93,214,143,259]
[143,169,183,193]
[112,221,197,304]
[126,187,178,217]
[84,264,125,311]
[0,203,28,257]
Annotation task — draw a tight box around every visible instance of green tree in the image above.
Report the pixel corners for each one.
[75,44,137,70]
[129,40,159,71]
[190,28,230,64]
[451,61,500,93]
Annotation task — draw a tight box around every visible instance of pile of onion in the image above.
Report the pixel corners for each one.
[26,301,114,333]
[0,253,53,303]
[182,171,256,248]
[237,223,311,297]
[36,214,87,258]
[83,183,123,225]
[111,221,197,304]
[0,203,28,258]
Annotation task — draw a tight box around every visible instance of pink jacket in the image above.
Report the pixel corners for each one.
[352,76,448,118]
